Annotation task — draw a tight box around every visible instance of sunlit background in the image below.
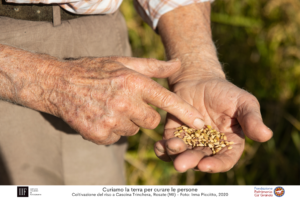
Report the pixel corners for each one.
[120,0,300,185]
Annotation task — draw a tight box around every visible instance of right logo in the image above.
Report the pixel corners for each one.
[274,186,285,197]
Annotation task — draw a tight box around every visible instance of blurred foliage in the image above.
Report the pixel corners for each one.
[120,0,300,185]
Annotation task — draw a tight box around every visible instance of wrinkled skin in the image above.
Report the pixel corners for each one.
[1,43,205,146]
[43,57,204,145]
[154,76,273,172]
[154,2,273,173]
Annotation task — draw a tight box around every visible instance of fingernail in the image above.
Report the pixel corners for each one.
[193,118,205,129]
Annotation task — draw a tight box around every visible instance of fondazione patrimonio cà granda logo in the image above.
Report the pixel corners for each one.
[274,186,285,197]
[17,186,29,197]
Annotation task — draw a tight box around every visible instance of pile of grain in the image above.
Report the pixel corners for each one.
[174,125,234,154]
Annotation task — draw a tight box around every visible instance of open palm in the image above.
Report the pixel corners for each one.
[154,77,273,173]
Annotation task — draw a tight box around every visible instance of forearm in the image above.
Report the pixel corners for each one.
[157,2,226,84]
[0,44,64,114]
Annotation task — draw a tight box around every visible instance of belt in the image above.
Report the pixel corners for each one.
[0,1,85,26]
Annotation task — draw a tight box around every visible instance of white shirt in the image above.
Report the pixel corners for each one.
[5,0,212,28]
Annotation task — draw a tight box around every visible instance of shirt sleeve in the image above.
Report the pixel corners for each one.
[134,0,214,29]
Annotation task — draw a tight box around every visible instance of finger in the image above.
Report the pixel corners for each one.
[163,113,183,139]
[172,147,212,172]
[81,117,138,144]
[68,117,122,145]
[100,132,121,145]
[197,134,244,172]
[154,114,184,162]
[174,131,244,173]
[114,118,140,137]
[165,137,189,161]
[142,81,205,129]
[197,154,235,173]
[236,97,273,142]
[86,130,121,145]
[154,140,172,162]
[130,103,161,130]
[113,57,181,78]
[157,115,185,162]
[197,146,242,173]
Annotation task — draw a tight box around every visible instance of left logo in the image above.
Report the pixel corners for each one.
[17,186,29,197]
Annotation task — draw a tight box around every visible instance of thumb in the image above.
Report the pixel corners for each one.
[237,98,273,142]
[114,57,181,78]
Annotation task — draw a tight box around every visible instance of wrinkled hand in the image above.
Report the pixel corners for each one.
[45,57,204,145]
[154,76,273,173]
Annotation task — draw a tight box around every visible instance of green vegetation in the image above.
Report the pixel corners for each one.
[120,0,300,185]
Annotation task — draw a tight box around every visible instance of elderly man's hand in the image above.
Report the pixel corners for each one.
[154,74,273,172]
[155,2,273,173]
[0,44,206,145]
[45,57,206,144]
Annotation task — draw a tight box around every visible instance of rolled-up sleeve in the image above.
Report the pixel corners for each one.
[134,0,213,29]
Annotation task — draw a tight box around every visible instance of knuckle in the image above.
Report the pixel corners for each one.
[147,58,162,75]
[115,100,130,112]
[124,73,146,89]
[160,93,177,109]
[90,130,111,144]
[100,59,121,69]
[101,134,121,145]
[126,126,140,136]
[99,130,111,141]
[238,95,261,115]
[250,96,260,107]
[131,127,140,136]
[82,119,117,143]
[112,72,144,92]
[91,140,105,145]
[81,134,89,141]
[144,111,161,129]
[115,126,139,136]
[182,107,194,119]
[102,117,118,129]
[241,92,260,107]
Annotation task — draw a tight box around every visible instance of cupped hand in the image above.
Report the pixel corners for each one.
[45,57,204,145]
[154,76,273,173]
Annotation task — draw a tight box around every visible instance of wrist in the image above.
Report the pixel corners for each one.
[167,53,226,85]
[18,60,67,115]
[157,2,226,85]
[0,44,67,115]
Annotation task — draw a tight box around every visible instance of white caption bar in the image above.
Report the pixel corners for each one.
[1,185,298,200]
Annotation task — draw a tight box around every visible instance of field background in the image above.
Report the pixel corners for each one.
[120,0,300,185]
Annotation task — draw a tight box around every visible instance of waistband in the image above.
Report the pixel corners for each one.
[0,1,85,25]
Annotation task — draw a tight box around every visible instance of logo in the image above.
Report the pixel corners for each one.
[17,186,29,197]
[274,186,285,197]
[254,187,273,197]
